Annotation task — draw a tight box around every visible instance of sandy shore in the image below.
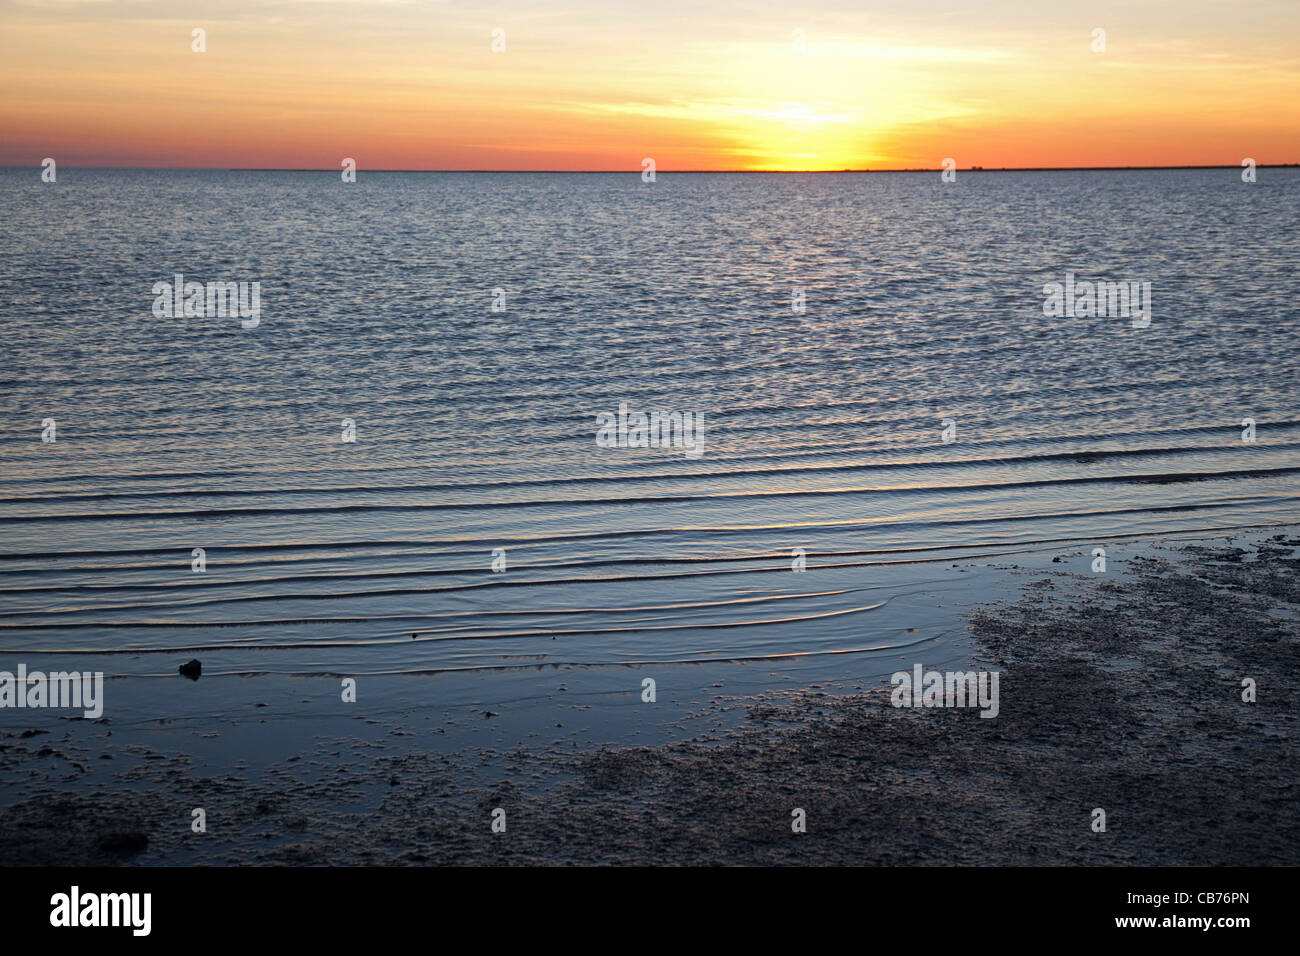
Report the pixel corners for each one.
[3,528,1296,865]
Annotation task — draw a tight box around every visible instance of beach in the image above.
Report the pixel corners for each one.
[3,526,1295,866]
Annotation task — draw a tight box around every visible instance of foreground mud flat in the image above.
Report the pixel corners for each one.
[3,531,1296,865]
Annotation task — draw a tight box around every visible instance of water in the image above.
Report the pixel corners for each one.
[1,167,1298,704]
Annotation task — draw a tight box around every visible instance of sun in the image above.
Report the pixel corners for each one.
[735,103,870,170]
[713,101,875,171]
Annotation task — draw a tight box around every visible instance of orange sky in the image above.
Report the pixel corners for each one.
[1,0,1297,170]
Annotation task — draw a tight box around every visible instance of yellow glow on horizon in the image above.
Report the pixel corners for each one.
[0,2,1297,170]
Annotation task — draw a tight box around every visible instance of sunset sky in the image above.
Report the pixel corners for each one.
[1,0,1297,170]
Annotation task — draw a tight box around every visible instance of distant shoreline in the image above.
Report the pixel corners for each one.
[4,164,1299,173]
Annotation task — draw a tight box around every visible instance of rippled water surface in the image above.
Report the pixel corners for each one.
[1,167,1297,691]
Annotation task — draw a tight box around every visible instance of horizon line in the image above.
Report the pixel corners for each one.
[8,163,1299,174]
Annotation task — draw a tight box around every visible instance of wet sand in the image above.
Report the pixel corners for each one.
[3,529,1296,865]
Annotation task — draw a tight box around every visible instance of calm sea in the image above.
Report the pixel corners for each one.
[1,167,1297,696]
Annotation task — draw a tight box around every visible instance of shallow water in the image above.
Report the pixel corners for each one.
[1,167,1297,698]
